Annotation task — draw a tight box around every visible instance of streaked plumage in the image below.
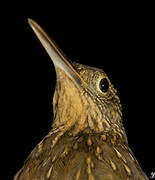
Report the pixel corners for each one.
[14,19,148,180]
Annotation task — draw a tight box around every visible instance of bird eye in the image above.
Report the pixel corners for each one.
[99,78,109,93]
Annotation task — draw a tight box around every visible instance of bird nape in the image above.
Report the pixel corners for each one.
[14,19,148,180]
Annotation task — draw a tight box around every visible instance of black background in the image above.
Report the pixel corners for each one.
[3,2,154,179]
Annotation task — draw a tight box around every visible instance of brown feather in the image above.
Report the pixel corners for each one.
[14,19,148,180]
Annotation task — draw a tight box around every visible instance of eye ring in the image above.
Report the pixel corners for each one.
[99,78,109,93]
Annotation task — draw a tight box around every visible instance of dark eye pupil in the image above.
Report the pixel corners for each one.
[99,78,109,93]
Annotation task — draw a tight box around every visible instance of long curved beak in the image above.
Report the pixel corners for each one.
[28,18,82,85]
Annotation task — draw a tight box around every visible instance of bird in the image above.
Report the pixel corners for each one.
[14,19,149,180]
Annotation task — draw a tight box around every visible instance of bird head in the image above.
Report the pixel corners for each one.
[28,19,123,136]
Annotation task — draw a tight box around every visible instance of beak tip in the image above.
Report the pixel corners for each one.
[28,18,37,29]
[28,18,32,25]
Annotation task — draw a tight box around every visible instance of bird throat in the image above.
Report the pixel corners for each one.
[51,69,127,144]
[52,70,88,135]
